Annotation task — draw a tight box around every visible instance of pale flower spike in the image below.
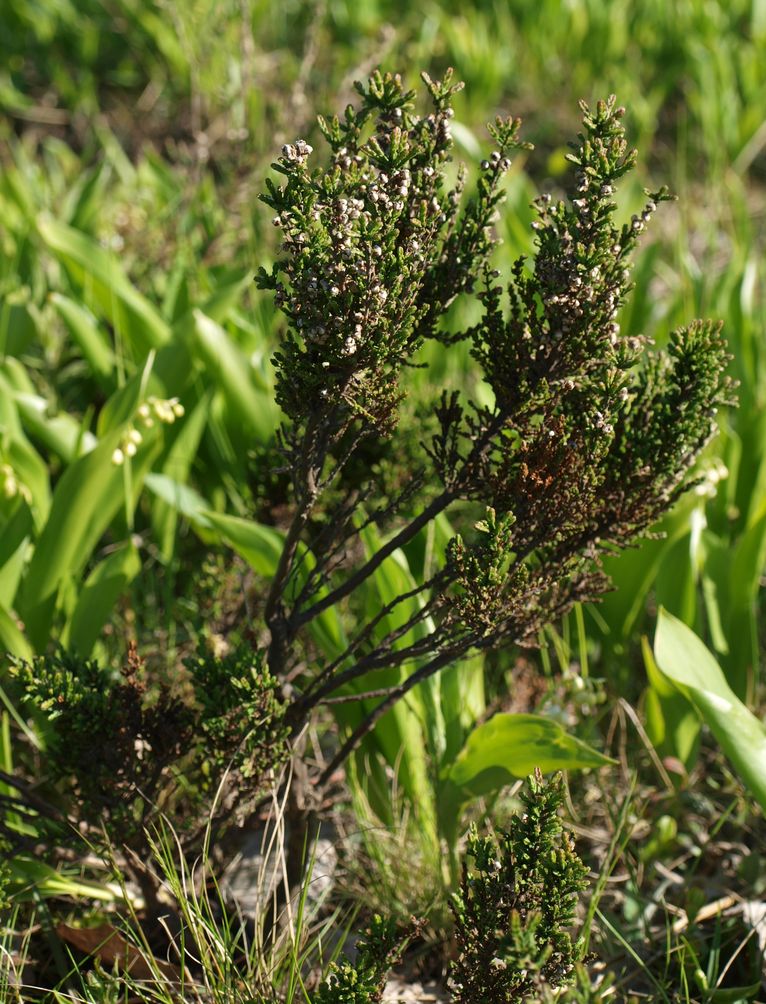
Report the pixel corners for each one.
[111,397,185,465]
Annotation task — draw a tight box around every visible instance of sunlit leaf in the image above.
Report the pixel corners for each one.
[64,542,142,657]
[446,712,613,796]
[37,216,169,354]
[654,607,766,814]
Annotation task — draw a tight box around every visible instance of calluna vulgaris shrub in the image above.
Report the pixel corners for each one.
[12,643,289,854]
[313,915,423,1004]
[258,70,731,783]
[316,773,590,1003]
[450,771,588,1002]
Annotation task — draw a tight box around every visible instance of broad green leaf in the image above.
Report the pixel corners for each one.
[0,372,23,437]
[162,262,191,323]
[642,636,700,771]
[705,984,762,1003]
[95,353,167,437]
[446,712,613,796]
[0,501,33,609]
[598,499,694,641]
[4,433,51,526]
[654,608,766,814]
[2,160,35,220]
[202,510,283,576]
[353,523,439,839]
[403,512,486,766]
[0,356,36,396]
[65,160,111,232]
[131,7,188,72]
[0,359,97,463]
[654,530,697,626]
[18,429,156,649]
[12,391,97,462]
[37,216,169,355]
[193,274,253,329]
[402,510,455,583]
[0,604,33,661]
[50,292,115,385]
[0,293,37,356]
[146,473,212,530]
[723,505,766,698]
[168,273,250,342]
[147,393,211,559]
[450,120,482,159]
[96,378,145,438]
[7,856,115,903]
[734,408,766,529]
[701,572,729,655]
[64,542,142,657]
[192,310,276,442]
[440,653,485,767]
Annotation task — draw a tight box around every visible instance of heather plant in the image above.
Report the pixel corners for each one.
[6,71,733,937]
[315,773,591,1004]
[256,73,731,800]
[449,771,588,1002]
[313,915,423,1004]
[11,642,289,865]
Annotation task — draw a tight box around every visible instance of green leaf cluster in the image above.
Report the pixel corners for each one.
[259,68,527,437]
[450,771,588,1003]
[313,915,422,1004]
[11,643,289,850]
[316,774,591,1004]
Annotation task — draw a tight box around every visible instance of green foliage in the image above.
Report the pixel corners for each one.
[314,915,422,1004]
[320,774,590,1004]
[185,642,290,785]
[541,965,616,1003]
[258,68,527,436]
[653,607,766,813]
[1,4,765,999]
[0,129,279,666]
[449,771,588,1003]
[11,643,288,849]
[259,77,729,830]
[445,508,517,635]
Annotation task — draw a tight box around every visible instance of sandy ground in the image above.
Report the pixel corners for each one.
[383,977,450,1002]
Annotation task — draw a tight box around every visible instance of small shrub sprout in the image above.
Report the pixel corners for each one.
[450,771,588,1002]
